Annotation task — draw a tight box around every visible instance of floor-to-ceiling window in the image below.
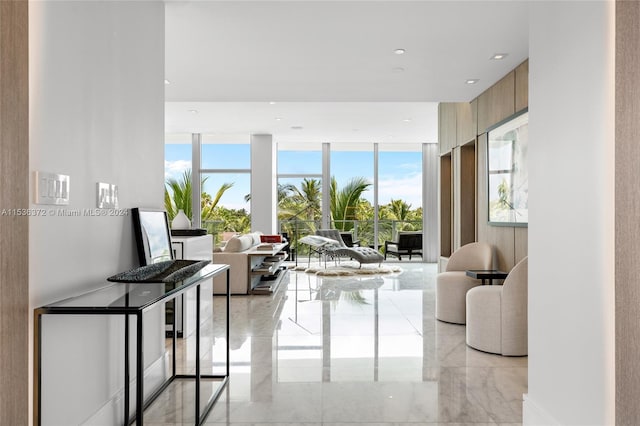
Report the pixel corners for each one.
[164,135,251,243]
[164,133,193,222]
[330,144,374,245]
[201,139,251,241]
[277,144,323,256]
[377,144,423,248]
[275,142,424,255]
[166,137,426,258]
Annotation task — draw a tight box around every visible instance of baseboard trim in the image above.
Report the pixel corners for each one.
[523,393,561,426]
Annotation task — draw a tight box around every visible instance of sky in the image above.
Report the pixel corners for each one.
[165,144,423,211]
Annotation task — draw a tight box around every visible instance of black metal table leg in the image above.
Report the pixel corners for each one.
[136,312,144,426]
[35,312,42,426]
[195,283,201,423]
[124,313,130,424]
[226,269,230,377]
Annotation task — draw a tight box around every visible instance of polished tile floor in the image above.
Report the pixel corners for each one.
[145,262,527,425]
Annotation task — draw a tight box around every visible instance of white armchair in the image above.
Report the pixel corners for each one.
[435,242,493,324]
[466,256,528,356]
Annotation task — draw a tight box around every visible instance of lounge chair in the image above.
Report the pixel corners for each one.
[315,229,383,267]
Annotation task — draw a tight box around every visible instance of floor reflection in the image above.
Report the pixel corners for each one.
[145,262,527,425]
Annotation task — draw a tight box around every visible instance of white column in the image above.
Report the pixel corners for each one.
[191,133,202,228]
[373,143,379,249]
[423,143,439,262]
[251,134,277,233]
[322,142,331,229]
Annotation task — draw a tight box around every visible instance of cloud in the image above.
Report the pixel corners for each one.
[378,172,423,207]
[164,160,192,179]
[396,162,420,171]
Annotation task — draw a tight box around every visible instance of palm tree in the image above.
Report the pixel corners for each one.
[293,178,322,221]
[244,182,296,203]
[388,198,419,229]
[330,176,371,231]
[164,170,233,222]
[201,182,234,222]
[278,178,322,222]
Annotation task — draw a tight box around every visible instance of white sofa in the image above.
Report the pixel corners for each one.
[212,232,263,294]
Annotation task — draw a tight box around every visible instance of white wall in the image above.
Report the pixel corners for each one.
[525,2,615,425]
[29,1,165,424]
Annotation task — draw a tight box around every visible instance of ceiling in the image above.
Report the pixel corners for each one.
[164,1,530,145]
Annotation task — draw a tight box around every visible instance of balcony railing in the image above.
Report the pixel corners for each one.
[278,218,422,256]
[202,218,422,257]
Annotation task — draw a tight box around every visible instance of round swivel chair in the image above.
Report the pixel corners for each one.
[435,242,493,324]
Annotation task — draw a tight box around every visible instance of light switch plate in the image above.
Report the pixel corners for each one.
[97,182,119,209]
[35,171,70,205]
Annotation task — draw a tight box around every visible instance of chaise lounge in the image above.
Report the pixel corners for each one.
[315,229,384,267]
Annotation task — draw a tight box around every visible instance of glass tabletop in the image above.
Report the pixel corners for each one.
[36,263,228,313]
[465,269,508,279]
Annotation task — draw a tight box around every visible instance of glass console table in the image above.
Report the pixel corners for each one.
[34,263,230,425]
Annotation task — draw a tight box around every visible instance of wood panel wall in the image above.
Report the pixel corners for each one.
[438,103,457,155]
[439,60,528,271]
[459,143,476,247]
[477,71,516,133]
[440,154,452,257]
[0,1,29,424]
[616,1,640,423]
[456,102,475,146]
[515,60,529,113]
[452,147,460,249]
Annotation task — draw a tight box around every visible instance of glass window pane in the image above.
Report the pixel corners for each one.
[277,177,323,256]
[330,149,373,245]
[378,148,422,246]
[165,143,192,181]
[201,173,251,240]
[278,150,322,175]
[202,144,250,169]
[164,142,193,224]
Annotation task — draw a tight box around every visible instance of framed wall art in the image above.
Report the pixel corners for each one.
[487,109,528,226]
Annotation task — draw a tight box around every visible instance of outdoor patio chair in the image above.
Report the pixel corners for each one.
[384,231,423,260]
[339,231,360,247]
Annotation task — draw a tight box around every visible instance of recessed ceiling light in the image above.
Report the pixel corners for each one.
[269,101,276,105]
[291,126,303,130]
[275,117,283,121]
[490,53,508,60]
[392,67,405,73]
[188,109,198,114]
[394,48,406,55]
[164,79,171,85]
[465,79,479,85]
[403,118,412,122]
